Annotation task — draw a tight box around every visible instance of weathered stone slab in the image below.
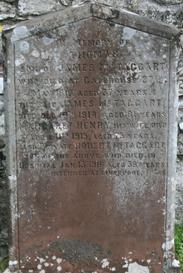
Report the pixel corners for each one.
[0,2,16,21]
[18,0,65,16]
[4,3,179,273]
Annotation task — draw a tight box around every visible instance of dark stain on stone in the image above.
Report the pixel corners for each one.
[20,156,29,169]
[19,102,28,118]
[41,111,56,120]
[111,9,120,19]
[39,120,53,131]
[49,239,108,262]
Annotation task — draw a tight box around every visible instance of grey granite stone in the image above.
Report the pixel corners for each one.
[178,133,183,155]
[155,0,183,4]
[176,159,183,224]
[18,0,65,16]
[178,97,183,155]
[0,77,3,95]
[0,163,9,260]
[93,0,183,27]
[3,0,16,2]
[15,0,183,27]
[0,97,4,137]
[0,2,16,21]
[177,55,183,96]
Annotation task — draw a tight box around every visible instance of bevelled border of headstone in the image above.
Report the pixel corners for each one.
[3,2,181,273]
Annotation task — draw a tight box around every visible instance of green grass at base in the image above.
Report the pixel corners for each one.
[175,224,183,273]
[0,257,8,273]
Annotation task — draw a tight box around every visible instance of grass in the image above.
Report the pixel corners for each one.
[175,224,183,273]
[0,257,8,273]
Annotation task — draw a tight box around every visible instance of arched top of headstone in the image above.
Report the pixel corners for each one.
[4,2,179,42]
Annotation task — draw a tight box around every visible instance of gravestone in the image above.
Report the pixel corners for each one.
[4,2,179,273]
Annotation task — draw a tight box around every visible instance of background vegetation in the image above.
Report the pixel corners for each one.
[175,224,183,273]
[0,257,8,273]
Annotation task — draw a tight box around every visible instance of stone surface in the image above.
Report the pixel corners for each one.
[96,0,183,27]
[0,161,9,259]
[176,128,182,226]
[177,54,183,96]
[0,96,4,136]
[176,159,183,224]
[5,0,16,2]
[0,2,16,21]
[155,0,183,4]
[18,0,65,15]
[178,133,183,154]
[0,77,4,95]
[4,3,178,273]
[16,0,183,27]
[0,124,4,138]
[178,97,183,155]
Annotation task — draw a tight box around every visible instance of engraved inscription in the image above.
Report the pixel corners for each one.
[14,17,170,272]
[16,27,169,178]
